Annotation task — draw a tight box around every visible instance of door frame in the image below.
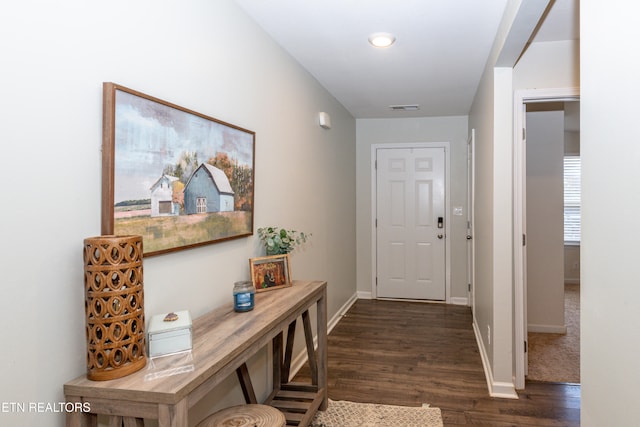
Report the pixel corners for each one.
[467,129,476,310]
[513,87,580,390]
[370,142,451,302]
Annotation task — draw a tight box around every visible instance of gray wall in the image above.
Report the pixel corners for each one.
[355,116,470,302]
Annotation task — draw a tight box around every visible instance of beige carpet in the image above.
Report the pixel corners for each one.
[311,399,443,427]
[527,283,580,383]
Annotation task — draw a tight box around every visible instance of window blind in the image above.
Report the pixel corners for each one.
[564,156,581,243]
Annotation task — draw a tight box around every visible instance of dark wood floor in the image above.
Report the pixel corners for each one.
[294,299,580,426]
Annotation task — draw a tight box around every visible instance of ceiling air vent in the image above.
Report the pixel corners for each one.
[389,104,420,111]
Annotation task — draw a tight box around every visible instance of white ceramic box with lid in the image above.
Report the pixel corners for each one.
[147,310,192,357]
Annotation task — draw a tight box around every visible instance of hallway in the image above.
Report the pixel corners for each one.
[295,299,580,426]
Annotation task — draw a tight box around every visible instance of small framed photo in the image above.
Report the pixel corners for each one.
[249,254,292,292]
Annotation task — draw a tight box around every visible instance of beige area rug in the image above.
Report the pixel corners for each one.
[311,399,443,427]
[527,283,580,383]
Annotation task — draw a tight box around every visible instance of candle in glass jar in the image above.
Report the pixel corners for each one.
[233,281,255,312]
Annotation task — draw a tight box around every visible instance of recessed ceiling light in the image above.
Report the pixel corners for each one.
[368,32,396,48]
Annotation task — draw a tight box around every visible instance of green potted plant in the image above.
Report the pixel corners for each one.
[257,226,311,255]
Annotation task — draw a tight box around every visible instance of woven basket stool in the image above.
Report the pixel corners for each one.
[197,404,286,427]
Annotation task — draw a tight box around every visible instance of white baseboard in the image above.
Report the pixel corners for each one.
[450,297,469,306]
[328,292,358,332]
[528,323,567,334]
[288,292,359,380]
[491,381,520,399]
[357,290,373,299]
[472,320,518,399]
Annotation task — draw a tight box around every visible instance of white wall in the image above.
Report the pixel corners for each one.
[467,1,579,397]
[492,66,518,390]
[468,61,496,369]
[468,2,520,394]
[0,1,356,425]
[564,245,580,284]
[355,116,469,301]
[526,110,565,332]
[581,2,640,425]
[514,40,580,89]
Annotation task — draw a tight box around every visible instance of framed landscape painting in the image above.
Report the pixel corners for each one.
[102,82,255,256]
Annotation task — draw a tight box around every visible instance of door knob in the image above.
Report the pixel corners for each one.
[437,234,444,239]
[466,235,472,240]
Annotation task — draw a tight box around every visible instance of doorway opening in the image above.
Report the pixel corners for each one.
[524,101,580,384]
[513,88,580,389]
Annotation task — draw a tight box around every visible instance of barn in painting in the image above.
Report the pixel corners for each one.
[183,163,234,214]
[149,174,180,217]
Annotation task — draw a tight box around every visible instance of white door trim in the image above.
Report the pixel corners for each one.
[371,142,451,302]
[513,87,580,390]
[467,129,476,310]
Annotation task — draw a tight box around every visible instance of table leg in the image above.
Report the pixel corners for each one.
[158,399,188,427]
[282,320,297,383]
[123,418,144,427]
[236,363,258,404]
[65,397,97,427]
[272,331,283,391]
[302,310,318,385]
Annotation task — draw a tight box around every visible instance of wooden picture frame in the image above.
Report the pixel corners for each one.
[102,83,255,256]
[249,254,292,292]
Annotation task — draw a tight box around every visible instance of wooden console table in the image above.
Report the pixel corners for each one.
[64,280,328,427]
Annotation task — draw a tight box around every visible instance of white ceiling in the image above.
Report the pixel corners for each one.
[235,0,579,119]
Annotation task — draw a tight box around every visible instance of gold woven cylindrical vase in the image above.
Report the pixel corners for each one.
[83,235,146,381]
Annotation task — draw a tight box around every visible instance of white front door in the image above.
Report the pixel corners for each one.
[375,147,446,300]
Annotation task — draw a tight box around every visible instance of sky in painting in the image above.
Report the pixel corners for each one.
[113,90,253,203]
